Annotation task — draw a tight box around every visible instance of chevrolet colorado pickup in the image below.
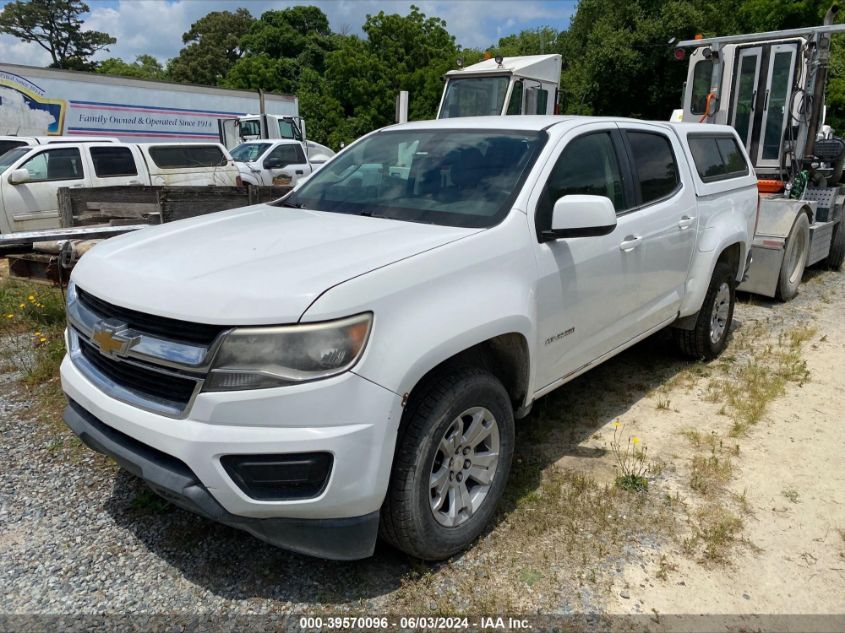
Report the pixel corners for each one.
[60,116,757,560]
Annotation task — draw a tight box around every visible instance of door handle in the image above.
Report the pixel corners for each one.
[295,170,304,175]
[764,89,770,110]
[619,235,641,252]
[678,215,696,229]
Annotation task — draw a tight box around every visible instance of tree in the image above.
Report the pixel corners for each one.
[0,0,115,70]
[97,55,167,81]
[168,9,254,86]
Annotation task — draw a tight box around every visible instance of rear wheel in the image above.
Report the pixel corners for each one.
[675,261,736,360]
[777,213,810,301]
[380,367,514,560]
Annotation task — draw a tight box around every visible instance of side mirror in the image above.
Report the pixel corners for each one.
[542,195,617,241]
[8,168,30,185]
[264,158,285,169]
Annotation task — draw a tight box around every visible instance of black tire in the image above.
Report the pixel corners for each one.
[824,219,845,270]
[380,367,515,560]
[776,213,810,301]
[675,261,736,360]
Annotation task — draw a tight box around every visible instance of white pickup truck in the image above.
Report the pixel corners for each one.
[60,116,757,561]
[230,139,319,188]
[0,142,239,233]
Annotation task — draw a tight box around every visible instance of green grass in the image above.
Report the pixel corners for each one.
[0,279,66,385]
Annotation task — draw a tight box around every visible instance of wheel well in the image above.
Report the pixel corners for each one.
[409,334,530,413]
[717,242,742,279]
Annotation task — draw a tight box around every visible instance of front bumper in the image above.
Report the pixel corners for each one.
[60,353,403,558]
[63,400,378,560]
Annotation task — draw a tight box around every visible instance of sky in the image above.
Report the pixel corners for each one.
[0,0,576,67]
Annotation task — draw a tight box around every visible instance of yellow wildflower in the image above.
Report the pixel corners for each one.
[613,420,621,429]
[18,303,24,308]
[632,437,641,445]
[6,313,13,319]
[39,337,47,343]
[27,295,35,301]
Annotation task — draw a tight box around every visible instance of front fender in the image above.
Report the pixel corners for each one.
[301,214,538,403]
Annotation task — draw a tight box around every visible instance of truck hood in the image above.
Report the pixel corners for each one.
[72,204,479,325]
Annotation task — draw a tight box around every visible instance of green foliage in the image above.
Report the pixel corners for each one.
[97,55,166,81]
[168,9,254,86]
[0,0,115,70]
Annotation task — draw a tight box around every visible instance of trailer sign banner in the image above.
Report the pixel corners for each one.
[0,63,298,143]
[65,101,226,140]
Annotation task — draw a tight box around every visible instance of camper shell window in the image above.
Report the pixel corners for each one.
[688,134,750,182]
[148,145,228,169]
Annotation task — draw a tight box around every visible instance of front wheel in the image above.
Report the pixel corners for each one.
[380,367,515,560]
[675,261,736,360]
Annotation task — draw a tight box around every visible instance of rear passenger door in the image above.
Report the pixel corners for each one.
[617,123,698,330]
[86,145,142,187]
[1,146,90,231]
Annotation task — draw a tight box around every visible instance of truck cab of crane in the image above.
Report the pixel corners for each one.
[673,19,845,300]
[437,54,561,118]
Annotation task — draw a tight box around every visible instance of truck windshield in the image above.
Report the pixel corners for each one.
[439,76,510,118]
[0,147,30,174]
[231,142,272,162]
[280,128,546,228]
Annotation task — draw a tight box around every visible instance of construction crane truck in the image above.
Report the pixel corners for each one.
[674,8,845,299]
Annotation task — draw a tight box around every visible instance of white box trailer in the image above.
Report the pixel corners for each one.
[0,63,298,143]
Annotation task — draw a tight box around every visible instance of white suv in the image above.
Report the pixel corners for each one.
[61,116,757,560]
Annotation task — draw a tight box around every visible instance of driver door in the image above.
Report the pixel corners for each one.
[261,143,310,186]
[2,146,89,231]
[531,123,641,390]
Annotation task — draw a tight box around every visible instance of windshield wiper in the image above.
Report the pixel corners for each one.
[280,199,303,208]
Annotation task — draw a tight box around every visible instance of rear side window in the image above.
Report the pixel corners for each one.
[626,132,680,204]
[148,145,227,169]
[688,135,750,182]
[90,146,138,177]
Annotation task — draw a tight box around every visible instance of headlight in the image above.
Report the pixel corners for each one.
[66,279,77,305]
[204,313,372,391]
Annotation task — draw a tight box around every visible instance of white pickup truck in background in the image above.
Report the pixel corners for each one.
[230,139,316,188]
[0,142,240,233]
[61,116,757,561]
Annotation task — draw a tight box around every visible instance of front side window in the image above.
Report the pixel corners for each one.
[20,147,84,181]
[626,132,680,204]
[283,129,546,228]
[90,146,137,178]
[691,59,714,115]
[148,145,227,169]
[231,142,272,162]
[439,76,510,118]
[266,144,303,167]
[537,132,626,233]
[506,80,523,115]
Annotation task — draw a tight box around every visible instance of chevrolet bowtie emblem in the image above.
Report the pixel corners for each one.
[91,319,138,358]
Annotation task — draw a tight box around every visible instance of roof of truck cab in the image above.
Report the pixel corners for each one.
[387,116,745,137]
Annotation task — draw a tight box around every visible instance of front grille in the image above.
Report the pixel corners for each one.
[80,338,197,407]
[78,287,226,345]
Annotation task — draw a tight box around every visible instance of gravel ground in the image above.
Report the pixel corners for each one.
[1,265,843,627]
